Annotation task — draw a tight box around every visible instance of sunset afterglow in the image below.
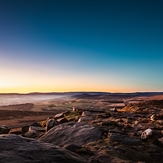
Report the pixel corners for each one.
[0,0,163,93]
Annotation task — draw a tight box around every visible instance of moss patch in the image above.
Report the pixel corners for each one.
[64,111,80,121]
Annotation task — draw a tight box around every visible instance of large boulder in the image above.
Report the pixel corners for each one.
[0,134,86,163]
[39,122,103,146]
[141,128,153,139]
[121,104,140,112]
[46,118,59,132]
[0,125,10,134]
[24,126,45,138]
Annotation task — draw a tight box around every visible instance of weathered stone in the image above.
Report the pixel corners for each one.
[121,104,140,112]
[9,127,22,135]
[24,129,37,138]
[156,120,163,125]
[31,122,42,127]
[0,125,10,134]
[78,116,94,122]
[107,132,126,143]
[0,134,87,163]
[29,126,45,132]
[150,114,157,121]
[46,118,58,132]
[57,117,68,123]
[22,125,29,133]
[24,126,45,138]
[110,108,117,112]
[141,128,153,139]
[54,112,65,119]
[39,122,103,146]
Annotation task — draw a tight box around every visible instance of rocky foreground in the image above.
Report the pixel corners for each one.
[1,100,163,163]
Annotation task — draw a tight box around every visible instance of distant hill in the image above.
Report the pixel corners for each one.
[0,92,163,96]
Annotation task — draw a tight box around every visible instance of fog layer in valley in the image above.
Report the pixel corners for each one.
[0,94,67,106]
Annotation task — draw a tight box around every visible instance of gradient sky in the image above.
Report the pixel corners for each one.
[0,0,163,93]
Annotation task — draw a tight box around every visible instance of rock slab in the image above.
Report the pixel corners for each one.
[39,122,103,146]
[0,134,86,163]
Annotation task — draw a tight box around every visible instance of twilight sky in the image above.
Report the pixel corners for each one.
[0,0,163,93]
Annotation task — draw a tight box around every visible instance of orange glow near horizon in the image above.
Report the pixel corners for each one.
[0,62,161,94]
[0,74,159,93]
[0,1,163,94]
[0,84,151,94]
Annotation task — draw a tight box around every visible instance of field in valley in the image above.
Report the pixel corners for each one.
[0,92,163,128]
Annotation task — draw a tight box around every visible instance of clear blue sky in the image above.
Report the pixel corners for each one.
[0,0,163,93]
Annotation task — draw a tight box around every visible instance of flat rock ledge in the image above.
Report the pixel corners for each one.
[0,134,86,163]
[39,122,103,146]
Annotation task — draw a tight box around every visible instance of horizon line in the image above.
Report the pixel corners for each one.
[0,91,163,95]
